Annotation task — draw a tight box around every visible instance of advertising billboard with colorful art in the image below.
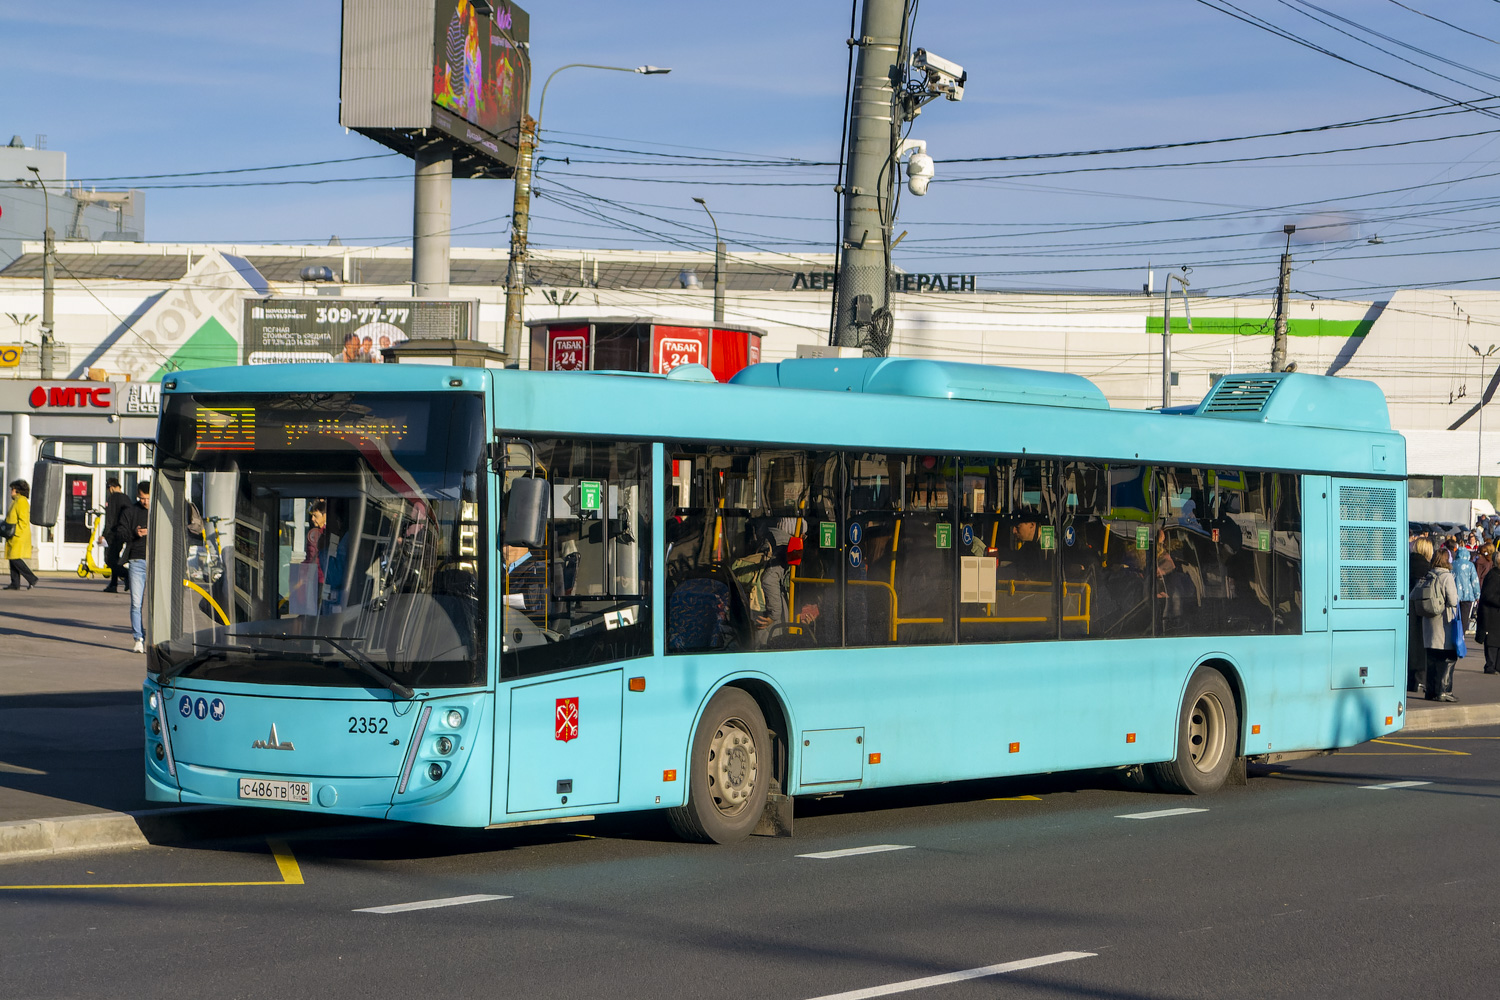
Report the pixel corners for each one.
[433,0,528,143]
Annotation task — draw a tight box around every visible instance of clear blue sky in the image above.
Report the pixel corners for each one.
[5,0,1500,300]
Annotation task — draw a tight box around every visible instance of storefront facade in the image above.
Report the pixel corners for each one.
[0,380,158,572]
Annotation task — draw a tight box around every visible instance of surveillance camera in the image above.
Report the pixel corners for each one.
[906,150,934,196]
[913,48,966,101]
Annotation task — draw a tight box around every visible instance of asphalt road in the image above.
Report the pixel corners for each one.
[4,725,1498,1000]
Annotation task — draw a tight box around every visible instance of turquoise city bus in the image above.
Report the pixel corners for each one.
[141,358,1408,843]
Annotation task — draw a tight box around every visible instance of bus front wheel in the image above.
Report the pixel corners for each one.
[668,687,770,844]
[1149,667,1239,795]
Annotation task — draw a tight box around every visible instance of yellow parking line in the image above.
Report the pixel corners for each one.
[988,795,1043,801]
[0,838,303,890]
[269,839,303,884]
[1371,739,1469,756]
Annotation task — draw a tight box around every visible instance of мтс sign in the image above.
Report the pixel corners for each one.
[27,385,112,409]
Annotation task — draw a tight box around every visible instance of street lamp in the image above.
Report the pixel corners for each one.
[692,197,725,323]
[25,165,55,379]
[1161,269,1192,409]
[1471,342,1498,497]
[502,63,672,362]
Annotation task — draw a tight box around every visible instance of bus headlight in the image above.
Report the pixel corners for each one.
[444,709,463,729]
[427,763,444,782]
[151,718,161,735]
[435,736,453,756]
[149,692,158,710]
[154,743,165,761]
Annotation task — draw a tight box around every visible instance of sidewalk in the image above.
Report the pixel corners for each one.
[1402,641,1500,732]
[1,576,1496,859]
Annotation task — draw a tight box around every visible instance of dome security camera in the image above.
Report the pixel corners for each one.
[897,139,935,196]
[906,150,935,196]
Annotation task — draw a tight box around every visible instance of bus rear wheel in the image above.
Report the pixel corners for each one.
[668,687,770,844]
[1148,667,1239,795]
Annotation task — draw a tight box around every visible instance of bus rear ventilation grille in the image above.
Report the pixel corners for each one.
[1338,485,1399,523]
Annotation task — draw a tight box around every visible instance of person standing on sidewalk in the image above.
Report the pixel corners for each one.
[1454,544,1481,632]
[101,478,131,594]
[1409,536,1435,697]
[1415,549,1462,702]
[117,481,151,653]
[1477,553,1500,674]
[4,479,39,590]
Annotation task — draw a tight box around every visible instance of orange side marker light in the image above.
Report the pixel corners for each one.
[1008,742,1020,754]
[1251,724,1261,735]
[628,677,646,692]
[1125,733,1136,744]
[868,753,881,765]
[663,769,677,782]
[1385,716,1393,726]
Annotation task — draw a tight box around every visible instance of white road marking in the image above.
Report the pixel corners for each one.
[1115,807,1210,820]
[354,893,511,914]
[797,844,915,860]
[803,951,1097,999]
[1358,780,1432,790]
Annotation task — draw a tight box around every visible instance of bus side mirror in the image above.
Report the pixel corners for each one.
[506,478,550,549]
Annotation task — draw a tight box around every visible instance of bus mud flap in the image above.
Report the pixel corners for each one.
[753,793,793,837]
[1227,756,1248,786]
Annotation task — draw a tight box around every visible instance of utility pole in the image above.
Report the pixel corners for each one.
[832,0,904,351]
[1271,224,1294,372]
[411,146,453,300]
[26,166,55,379]
[502,64,671,363]
[693,197,725,323]
[502,113,536,362]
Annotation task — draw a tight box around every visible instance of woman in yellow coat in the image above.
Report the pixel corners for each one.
[4,479,39,590]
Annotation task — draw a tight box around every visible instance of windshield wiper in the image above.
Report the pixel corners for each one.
[156,643,261,686]
[249,633,416,700]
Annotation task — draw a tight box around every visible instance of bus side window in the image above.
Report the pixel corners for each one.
[665,447,841,653]
[665,447,755,653]
[847,453,954,648]
[958,457,1055,643]
[502,438,653,679]
[1088,464,1152,639]
[1272,473,1303,634]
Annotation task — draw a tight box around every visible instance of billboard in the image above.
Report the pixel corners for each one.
[339,0,530,179]
[432,0,527,142]
[243,298,476,365]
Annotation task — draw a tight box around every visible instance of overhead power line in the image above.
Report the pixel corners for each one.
[64,153,402,184]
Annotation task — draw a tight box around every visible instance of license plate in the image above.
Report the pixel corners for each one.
[238,778,310,803]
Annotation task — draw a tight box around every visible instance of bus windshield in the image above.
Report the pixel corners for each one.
[148,391,487,690]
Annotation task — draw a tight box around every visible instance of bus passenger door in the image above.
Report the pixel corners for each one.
[1302,476,1331,633]
[504,669,623,815]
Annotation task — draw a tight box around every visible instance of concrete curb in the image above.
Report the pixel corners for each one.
[1403,702,1500,733]
[0,806,352,863]
[0,812,149,862]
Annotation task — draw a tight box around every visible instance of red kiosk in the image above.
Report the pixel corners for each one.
[527,317,764,381]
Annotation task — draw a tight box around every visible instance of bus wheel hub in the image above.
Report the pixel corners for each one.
[710,719,758,810]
